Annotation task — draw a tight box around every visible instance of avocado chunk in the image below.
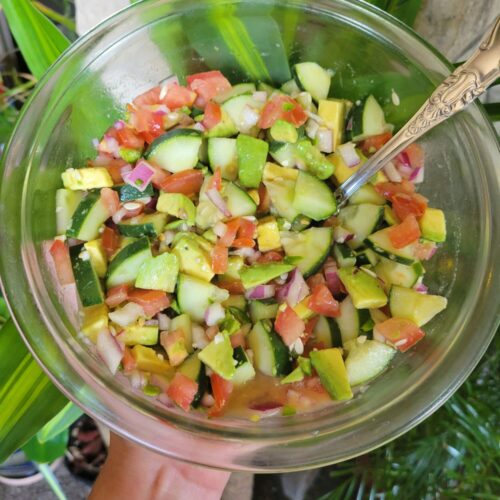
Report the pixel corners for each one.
[318,99,346,150]
[119,325,159,346]
[269,120,298,143]
[61,167,113,190]
[135,252,179,292]
[132,345,173,375]
[160,330,189,366]
[328,149,366,185]
[240,263,294,289]
[221,255,245,282]
[232,346,256,385]
[204,108,238,138]
[419,208,446,243]
[84,239,107,278]
[157,192,196,225]
[81,304,109,343]
[237,134,269,188]
[310,348,353,400]
[292,171,337,221]
[198,333,235,380]
[173,234,214,282]
[257,216,281,252]
[170,313,193,353]
[280,366,305,384]
[296,140,333,180]
[338,267,387,309]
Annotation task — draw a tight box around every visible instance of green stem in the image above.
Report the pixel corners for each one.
[36,462,67,500]
[483,102,500,122]
[32,1,76,33]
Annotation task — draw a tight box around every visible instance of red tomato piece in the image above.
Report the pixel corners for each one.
[217,280,245,294]
[388,214,421,249]
[231,238,255,248]
[207,167,223,191]
[163,83,196,110]
[127,289,170,317]
[129,107,164,140]
[105,284,130,308]
[238,218,257,240]
[162,329,189,366]
[375,317,425,352]
[360,132,392,154]
[275,306,305,346]
[167,372,199,412]
[212,243,229,274]
[308,284,340,318]
[303,316,319,344]
[405,143,425,169]
[159,169,203,196]
[230,331,246,349]
[49,240,74,285]
[122,346,137,372]
[208,373,233,417]
[202,101,222,130]
[322,215,338,228]
[391,192,428,222]
[258,95,307,129]
[186,70,232,108]
[219,218,240,247]
[115,126,145,150]
[257,251,284,263]
[132,86,163,107]
[306,273,326,290]
[375,180,415,200]
[101,227,120,259]
[147,162,171,189]
[100,187,120,216]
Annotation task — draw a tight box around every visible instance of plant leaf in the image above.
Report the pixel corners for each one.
[37,401,83,444]
[0,319,68,463]
[364,0,423,27]
[0,0,70,79]
[22,428,68,464]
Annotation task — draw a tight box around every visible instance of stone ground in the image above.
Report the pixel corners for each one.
[1,0,499,499]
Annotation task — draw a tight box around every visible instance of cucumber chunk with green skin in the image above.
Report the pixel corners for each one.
[249,300,279,323]
[178,353,208,406]
[338,203,384,249]
[224,182,257,217]
[156,192,196,225]
[292,62,331,102]
[280,78,301,96]
[56,189,83,235]
[208,138,238,181]
[222,294,247,311]
[269,141,299,168]
[70,244,104,307]
[389,285,447,327]
[310,348,353,400]
[336,296,360,344]
[313,315,342,348]
[334,244,357,268]
[374,257,424,289]
[365,227,418,265]
[419,208,446,242]
[118,182,155,202]
[348,184,385,206]
[292,171,336,221]
[213,82,256,104]
[106,237,152,288]
[177,273,229,323]
[281,226,333,277]
[338,267,388,309]
[247,320,291,377]
[221,94,261,134]
[117,213,168,238]
[204,107,238,138]
[135,252,179,293]
[264,177,300,222]
[269,120,298,143]
[240,263,294,289]
[232,346,256,385]
[237,134,269,188]
[66,192,109,242]
[119,325,159,346]
[345,339,396,386]
[296,140,334,180]
[198,333,235,380]
[281,366,304,384]
[350,95,393,142]
[145,128,202,173]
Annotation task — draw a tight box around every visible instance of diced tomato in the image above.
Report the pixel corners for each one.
[231,238,255,248]
[375,180,415,200]
[207,167,222,191]
[306,273,326,290]
[303,316,319,344]
[230,331,246,348]
[375,317,425,352]
[113,126,145,150]
[238,218,256,240]
[388,214,421,249]
[163,84,196,110]
[162,329,188,366]
[122,346,137,372]
[105,284,130,308]
[159,169,203,196]
[100,187,120,216]
[258,95,307,129]
[257,183,271,214]
[202,101,222,129]
[167,372,198,412]
[257,251,284,263]
[186,70,232,108]
[208,373,233,417]
[360,132,392,154]
[147,162,171,189]
[217,280,245,294]
[205,325,219,340]
[133,86,163,107]
[127,289,170,317]
[212,243,229,274]
[308,284,340,318]
[404,143,425,169]
[391,192,428,221]
[275,306,305,346]
[219,218,240,247]
[49,240,74,285]
[322,215,338,227]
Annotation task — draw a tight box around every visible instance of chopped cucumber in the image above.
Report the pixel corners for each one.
[269,141,299,168]
[170,313,193,353]
[338,203,384,249]
[232,346,256,385]
[204,107,238,138]
[56,189,83,235]
[117,213,167,238]
[208,138,238,181]
[221,94,260,134]
[292,62,331,101]
[348,184,385,205]
[237,134,269,188]
[224,182,257,217]
[214,82,256,104]
[335,295,359,344]
[119,182,155,202]
[365,227,418,265]
[66,192,109,242]
[249,300,279,323]
[374,257,424,289]
[70,244,104,307]
[313,315,342,348]
[350,95,393,142]
[334,243,357,268]
[292,171,336,221]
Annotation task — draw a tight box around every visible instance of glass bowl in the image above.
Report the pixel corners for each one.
[0,0,498,472]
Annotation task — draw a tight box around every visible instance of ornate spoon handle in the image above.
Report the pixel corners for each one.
[334,16,500,211]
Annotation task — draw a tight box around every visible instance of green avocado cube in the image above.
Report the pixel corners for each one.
[172,235,214,282]
[310,348,353,400]
[157,192,196,225]
[419,208,446,243]
[237,134,269,188]
[269,120,299,143]
[198,333,235,380]
[295,139,333,180]
[280,366,304,385]
[338,267,387,309]
[135,252,179,293]
[240,263,294,289]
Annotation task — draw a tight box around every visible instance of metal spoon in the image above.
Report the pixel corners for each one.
[334,16,500,211]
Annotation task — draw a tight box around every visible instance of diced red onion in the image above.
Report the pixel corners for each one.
[396,161,414,180]
[114,120,125,130]
[324,258,345,298]
[242,106,260,129]
[245,284,276,300]
[346,116,353,131]
[248,401,284,414]
[120,164,133,181]
[333,225,354,244]
[157,313,171,331]
[125,160,155,192]
[192,325,210,350]
[410,167,422,181]
[157,393,175,408]
[305,110,324,124]
[162,230,175,246]
[150,374,170,392]
[96,329,124,375]
[192,122,206,132]
[276,268,309,306]
[109,302,145,327]
[206,188,232,217]
[112,207,128,224]
[414,283,428,294]
[252,91,267,102]
[412,167,424,184]
[213,221,228,238]
[397,151,411,168]
[383,161,402,182]
[153,104,169,116]
[316,128,333,153]
[204,303,225,326]
[231,247,256,258]
[99,135,121,157]
[145,319,159,326]
[128,369,144,389]
[305,119,319,139]
[247,250,262,264]
[338,142,360,167]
